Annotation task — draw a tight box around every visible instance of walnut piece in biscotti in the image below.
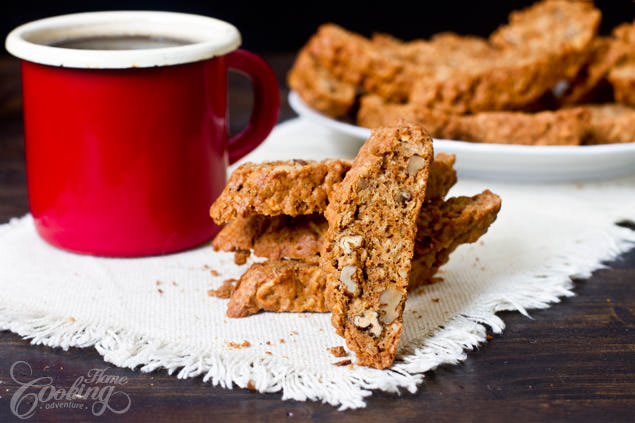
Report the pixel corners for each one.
[581,103,635,145]
[226,259,326,318]
[209,159,351,224]
[287,46,357,119]
[410,190,502,286]
[321,123,433,369]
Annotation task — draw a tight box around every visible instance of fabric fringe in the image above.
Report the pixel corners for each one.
[0,222,633,410]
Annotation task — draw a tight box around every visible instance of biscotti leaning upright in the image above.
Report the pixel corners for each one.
[321,123,433,369]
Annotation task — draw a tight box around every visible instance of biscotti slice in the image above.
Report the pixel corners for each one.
[211,153,455,231]
[210,159,351,224]
[410,190,502,286]
[321,123,433,369]
[558,37,627,106]
[287,47,357,119]
[441,107,590,146]
[212,153,456,264]
[219,191,501,318]
[226,259,326,318]
[489,0,600,81]
[582,103,635,144]
[359,95,590,146]
[357,94,450,138]
[305,23,417,102]
[213,214,327,261]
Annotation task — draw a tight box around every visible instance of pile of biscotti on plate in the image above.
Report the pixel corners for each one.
[209,122,501,369]
[288,0,635,145]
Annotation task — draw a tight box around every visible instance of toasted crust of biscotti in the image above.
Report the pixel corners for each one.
[226,259,326,318]
[410,190,502,285]
[581,103,635,144]
[287,47,357,118]
[358,95,590,145]
[321,123,433,369]
[209,159,351,224]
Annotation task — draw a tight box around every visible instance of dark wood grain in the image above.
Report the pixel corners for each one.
[0,54,633,423]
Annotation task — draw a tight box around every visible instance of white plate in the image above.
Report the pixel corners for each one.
[289,91,635,182]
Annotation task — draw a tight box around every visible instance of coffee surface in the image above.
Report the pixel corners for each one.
[49,35,191,50]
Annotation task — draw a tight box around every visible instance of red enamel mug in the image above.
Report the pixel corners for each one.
[5,11,280,257]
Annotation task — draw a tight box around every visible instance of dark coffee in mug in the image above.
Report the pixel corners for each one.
[49,35,191,50]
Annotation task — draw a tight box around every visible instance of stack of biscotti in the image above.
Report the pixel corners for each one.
[209,123,501,368]
[289,1,635,145]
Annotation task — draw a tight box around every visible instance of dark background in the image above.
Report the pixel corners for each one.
[1,1,633,54]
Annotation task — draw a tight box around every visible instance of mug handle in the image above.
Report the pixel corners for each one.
[226,49,280,165]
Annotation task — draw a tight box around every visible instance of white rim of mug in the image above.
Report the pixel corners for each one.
[5,11,242,69]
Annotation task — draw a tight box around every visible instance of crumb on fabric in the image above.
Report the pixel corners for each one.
[328,346,348,357]
[69,317,76,323]
[155,280,162,286]
[210,269,219,276]
[432,298,440,303]
[157,289,163,294]
[332,359,352,366]
[234,251,250,265]
[226,340,251,349]
[207,279,238,298]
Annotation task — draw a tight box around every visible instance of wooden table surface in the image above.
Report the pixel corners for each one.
[0,54,633,423]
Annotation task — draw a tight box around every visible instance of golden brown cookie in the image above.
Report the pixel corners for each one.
[582,103,635,145]
[287,47,357,118]
[209,159,351,224]
[410,190,502,285]
[441,107,590,146]
[489,0,600,80]
[358,95,590,145]
[221,191,501,318]
[226,259,326,318]
[558,37,627,106]
[321,123,433,369]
